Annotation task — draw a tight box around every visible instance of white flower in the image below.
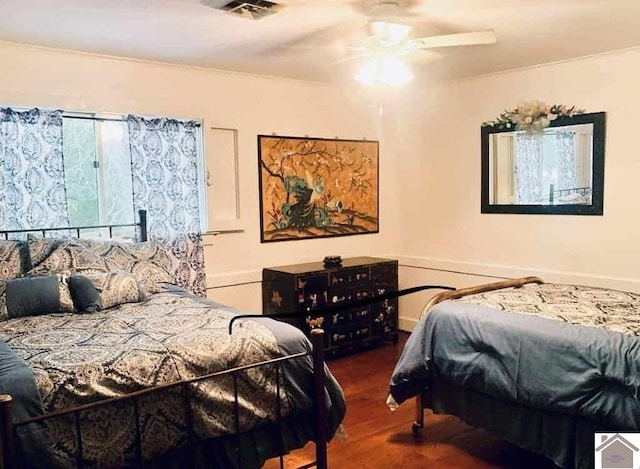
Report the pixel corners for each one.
[486,101,583,133]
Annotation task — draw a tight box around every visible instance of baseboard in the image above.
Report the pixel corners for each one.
[392,255,640,293]
[398,317,418,332]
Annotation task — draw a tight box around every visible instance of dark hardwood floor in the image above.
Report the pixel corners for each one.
[265,332,559,469]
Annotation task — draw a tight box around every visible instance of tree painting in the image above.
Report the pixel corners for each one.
[258,136,379,242]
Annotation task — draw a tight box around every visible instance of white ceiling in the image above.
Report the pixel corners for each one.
[1,0,640,83]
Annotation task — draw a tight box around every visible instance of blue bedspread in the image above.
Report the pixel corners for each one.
[390,301,640,429]
[0,341,52,468]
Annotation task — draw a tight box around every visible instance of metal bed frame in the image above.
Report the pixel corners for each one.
[0,210,148,243]
[0,209,328,469]
[411,276,545,431]
[0,211,455,468]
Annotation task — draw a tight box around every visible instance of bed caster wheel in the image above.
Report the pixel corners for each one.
[412,422,423,433]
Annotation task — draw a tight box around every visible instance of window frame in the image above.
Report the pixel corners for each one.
[1,105,209,232]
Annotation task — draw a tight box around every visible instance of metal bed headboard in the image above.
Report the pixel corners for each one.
[0,209,148,242]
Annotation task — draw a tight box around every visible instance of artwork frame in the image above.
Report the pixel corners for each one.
[258,135,379,243]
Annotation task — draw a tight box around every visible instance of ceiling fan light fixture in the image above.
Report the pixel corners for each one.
[369,21,412,44]
[354,55,413,87]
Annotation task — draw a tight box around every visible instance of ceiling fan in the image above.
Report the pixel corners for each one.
[328,0,496,86]
[289,0,497,85]
[340,0,497,63]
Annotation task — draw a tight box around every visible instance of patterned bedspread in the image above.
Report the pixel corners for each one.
[456,282,640,335]
[0,292,294,466]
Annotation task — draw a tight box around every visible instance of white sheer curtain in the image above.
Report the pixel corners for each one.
[556,130,577,190]
[515,132,543,204]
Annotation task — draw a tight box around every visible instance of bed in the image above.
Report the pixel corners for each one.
[388,276,640,469]
[0,211,345,469]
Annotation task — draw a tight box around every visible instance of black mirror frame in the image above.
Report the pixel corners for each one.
[481,111,606,215]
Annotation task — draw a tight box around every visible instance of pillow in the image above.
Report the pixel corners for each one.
[28,242,108,276]
[27,237,94,270]
[0,240,29,280]
[0,275,74,319]
[165,234,207,297]
[27,238,172,295]
[102,241,172,294]
[79,271,144,309]
[67,275,102,313]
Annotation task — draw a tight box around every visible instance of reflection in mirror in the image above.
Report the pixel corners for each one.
[481,112,605,215]
[488,124,593,205]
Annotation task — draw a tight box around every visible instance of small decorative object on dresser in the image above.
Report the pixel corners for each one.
[262,256,398,357]
[323,256,342,268]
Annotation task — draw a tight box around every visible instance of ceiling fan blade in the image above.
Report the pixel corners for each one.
[409,30,496,49]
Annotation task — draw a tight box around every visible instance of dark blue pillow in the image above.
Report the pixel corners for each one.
[5,276,75,318]
[68,276,102,313]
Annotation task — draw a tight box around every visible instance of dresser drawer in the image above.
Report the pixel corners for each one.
[296,274,328,312]
[329,267,370,287]
[371,263,398,289]
[328,285,370,305]
[330,325,371,346]
[328,307,370,328]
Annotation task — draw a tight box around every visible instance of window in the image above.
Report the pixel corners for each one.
[0,108,206,237]
[62,116,134,228]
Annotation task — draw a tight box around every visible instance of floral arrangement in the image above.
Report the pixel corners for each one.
[482,101,584,132]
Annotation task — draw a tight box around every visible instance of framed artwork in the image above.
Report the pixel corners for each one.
[258,135,379,243]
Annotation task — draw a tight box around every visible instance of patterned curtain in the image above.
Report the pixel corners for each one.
[515,132,543,204]
[556,130,577,190]
[0,108,69,230]
[127,115,202,241]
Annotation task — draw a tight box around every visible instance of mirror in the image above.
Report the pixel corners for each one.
[481,112,605,215]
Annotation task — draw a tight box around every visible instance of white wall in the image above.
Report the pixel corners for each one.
[0,41,406,313]
[4,40,639,326]
[395,48,640,330]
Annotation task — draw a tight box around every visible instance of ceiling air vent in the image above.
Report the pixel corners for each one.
[201,0,283,20]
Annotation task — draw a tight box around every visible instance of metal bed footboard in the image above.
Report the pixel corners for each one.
[413,276,544,431]
[0,328,326,469]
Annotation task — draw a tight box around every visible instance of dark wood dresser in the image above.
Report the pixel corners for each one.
[262,256,398,357]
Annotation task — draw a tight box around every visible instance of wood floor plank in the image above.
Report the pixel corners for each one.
[264,333,559,468]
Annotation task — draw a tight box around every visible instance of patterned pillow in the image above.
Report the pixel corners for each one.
[0,274,74,320]
[27,237,99,270]
[28,238,172,295]
[79,271,144,310]
[104,241,172,294]
[166,234,207,297]
[28,242,109,276]
[0,240,28,280]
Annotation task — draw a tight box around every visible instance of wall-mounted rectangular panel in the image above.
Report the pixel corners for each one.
[206,127,242,232]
